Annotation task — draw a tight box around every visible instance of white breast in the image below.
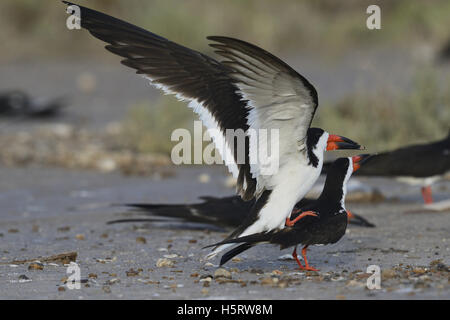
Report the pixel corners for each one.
[240,157,322,236]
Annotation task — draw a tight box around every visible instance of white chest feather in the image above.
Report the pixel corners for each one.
[241,157,322,236]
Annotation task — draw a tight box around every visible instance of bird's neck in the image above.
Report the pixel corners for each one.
[318,171,351,214]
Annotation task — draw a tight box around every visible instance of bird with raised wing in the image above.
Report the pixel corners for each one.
[63,2,363,260]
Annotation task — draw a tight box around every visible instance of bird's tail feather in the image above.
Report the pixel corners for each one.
[203,231,272,260]
[220,243,254,266]
[205,231,273,249]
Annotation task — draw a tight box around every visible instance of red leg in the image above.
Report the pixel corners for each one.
[292,246,305,270]
[285,211,318,227]
[421,186,433,204]
[346,210,354,221]
[301,246,319,271]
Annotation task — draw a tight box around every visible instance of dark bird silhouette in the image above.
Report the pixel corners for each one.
[0,90,67,118]
[109,196,375,228]
[323,131,450,204]
[206,154,373,270]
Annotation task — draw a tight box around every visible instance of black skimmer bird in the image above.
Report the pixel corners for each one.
[0,90,67,118]
[63,2,363,258]
[324,131,449,204]
[110,196,375,228]
[206,154,373,270]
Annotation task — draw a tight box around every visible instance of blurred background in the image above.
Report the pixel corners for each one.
[0,0,449,176]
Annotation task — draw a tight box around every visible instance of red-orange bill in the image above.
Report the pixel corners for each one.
[326,135,364,151]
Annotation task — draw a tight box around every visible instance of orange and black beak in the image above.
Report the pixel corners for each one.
[326,135,364,151]
[352,154,373,172]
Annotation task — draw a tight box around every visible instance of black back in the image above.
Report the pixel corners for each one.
[341,133,449,178]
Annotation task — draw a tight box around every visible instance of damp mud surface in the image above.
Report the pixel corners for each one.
[0,165,449,300]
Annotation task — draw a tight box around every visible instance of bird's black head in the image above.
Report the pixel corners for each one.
[306,128,363,167]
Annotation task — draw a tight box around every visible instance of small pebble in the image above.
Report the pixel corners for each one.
[156,258,174,268]
[75,234,85,240]
[214,268,232,279]
[28,262,44,271]
[136,237,146,244]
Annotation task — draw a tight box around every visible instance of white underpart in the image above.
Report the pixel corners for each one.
[205,133,329,259]
[395,175,441,187]
[144,76,239,177]
[339,158,354,213]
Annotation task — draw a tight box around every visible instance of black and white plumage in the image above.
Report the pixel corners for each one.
[63,2,362,259]
[206,154,373,269]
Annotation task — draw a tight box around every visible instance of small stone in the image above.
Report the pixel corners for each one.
[260,277,278,286]
[102,285,111,294]
[382,269,396,279]
[18,275,31,282]
[88,273,98,279]
[136,237,147,244]
[199,276,212,283]
[75,234,85,240]
[214,268,232,279]
[58,286,66,292]
[8,229,19,233]
[28,262,44,271]
[204,262,216,267]
[126,269,140,277]
[412,267,426,275]
[201,288,209,295]
[156,258,174,268]
[231,257,242,262]
[105,278,120,285]
[198,173,210,183]
[271,270,283,276]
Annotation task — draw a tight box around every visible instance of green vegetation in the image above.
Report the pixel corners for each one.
[2,0,449,158]
[118,97,196,155]
[314,70,450,151]
[1,0,450,61]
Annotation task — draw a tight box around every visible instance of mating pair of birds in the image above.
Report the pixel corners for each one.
[65,2,375,270]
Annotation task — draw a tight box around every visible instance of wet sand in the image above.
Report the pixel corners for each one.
[0,165,448,299]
